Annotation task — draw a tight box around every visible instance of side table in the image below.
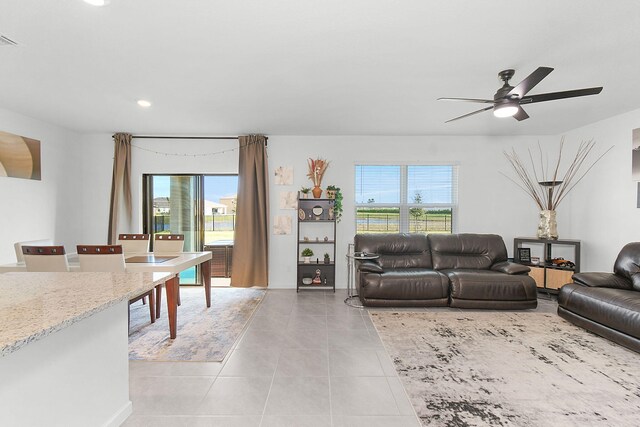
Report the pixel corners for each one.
[345,245,379,308]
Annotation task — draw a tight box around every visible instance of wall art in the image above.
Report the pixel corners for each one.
[0,130,41,180]
[273,215,292,235]
[279,191,297,209]
[274,166,293,185]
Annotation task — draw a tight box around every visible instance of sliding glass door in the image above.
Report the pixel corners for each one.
[143,174,238,284]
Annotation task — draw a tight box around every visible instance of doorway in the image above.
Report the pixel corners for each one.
[142,174,238,285]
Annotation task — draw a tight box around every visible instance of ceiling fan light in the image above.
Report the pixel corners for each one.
[493,103,519,118]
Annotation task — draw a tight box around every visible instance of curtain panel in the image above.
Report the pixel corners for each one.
[107,133,132,244]
[230,135,269,287]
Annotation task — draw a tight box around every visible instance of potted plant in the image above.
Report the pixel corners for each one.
[328,186,343,222]
[307,158,329,198]
[300,187,311,199]
[326,185,338,199]
[324,253,331,264]
[301,248,314,264]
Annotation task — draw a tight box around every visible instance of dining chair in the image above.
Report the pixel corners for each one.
[22,245,69,272]
[117,233,150,255]
[153,234,185,254]
[15,239,53,263]
[117,234,154,306]
[76,245,155,325]
[153,234,185,308]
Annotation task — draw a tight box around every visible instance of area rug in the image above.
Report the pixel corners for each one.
[128,287,265,362]
[369,311,640,426]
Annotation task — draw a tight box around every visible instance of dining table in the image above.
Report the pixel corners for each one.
[0,251,213,339]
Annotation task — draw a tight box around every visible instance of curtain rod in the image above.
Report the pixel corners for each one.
[131,135,268,141]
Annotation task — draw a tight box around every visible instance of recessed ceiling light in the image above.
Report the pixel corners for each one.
[83,0,110,6]
[137,100,152,108]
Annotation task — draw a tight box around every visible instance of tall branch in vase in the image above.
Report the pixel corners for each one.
[307,158,329,198]
[502,138,612,239]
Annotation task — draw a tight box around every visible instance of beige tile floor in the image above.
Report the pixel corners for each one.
[124,289,557,427]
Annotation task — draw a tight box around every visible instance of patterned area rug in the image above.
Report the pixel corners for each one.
[128,287,264,362]
[369,311,640,427]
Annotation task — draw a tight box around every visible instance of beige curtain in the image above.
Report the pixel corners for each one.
[107,133,132,244]
[231,135,269,287]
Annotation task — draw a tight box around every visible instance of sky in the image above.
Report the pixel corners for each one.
[153,175,238,202]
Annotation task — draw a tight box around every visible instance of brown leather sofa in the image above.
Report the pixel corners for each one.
[558,242,640,353]
[354,233,538,309]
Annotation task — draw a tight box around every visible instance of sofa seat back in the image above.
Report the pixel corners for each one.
[429,233,508,270]
[355,233,432,269]
[613,242,640,291]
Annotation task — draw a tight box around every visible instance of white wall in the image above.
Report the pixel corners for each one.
[561,108,640,271]
[0,108,82,264]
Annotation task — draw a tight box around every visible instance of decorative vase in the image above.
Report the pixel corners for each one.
[537,210,558,240]
[300,192,309,199]
[312,186,322,198]
[326,189,336,199]
[324,257,330,265]
[303,256,311,264]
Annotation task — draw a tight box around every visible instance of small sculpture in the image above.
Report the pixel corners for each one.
[312,269,322,284]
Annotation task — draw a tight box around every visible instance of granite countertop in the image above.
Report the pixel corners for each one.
[0,272,171,357]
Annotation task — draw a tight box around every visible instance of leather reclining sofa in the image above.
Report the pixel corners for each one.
[354,233,538,309]
[558,242,640,353]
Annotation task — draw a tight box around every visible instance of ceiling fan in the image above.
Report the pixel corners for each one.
[438,67,602,123]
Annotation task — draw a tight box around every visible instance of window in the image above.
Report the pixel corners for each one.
[355,164,457,234]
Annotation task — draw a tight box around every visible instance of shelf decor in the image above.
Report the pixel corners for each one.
[503,138,611,239]
[307,157,329,198]
[297,196,336,292]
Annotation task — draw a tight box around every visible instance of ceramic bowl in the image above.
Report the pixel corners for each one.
[302,277,312,285]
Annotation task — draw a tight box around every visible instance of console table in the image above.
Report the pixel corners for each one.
[513,237,581,293]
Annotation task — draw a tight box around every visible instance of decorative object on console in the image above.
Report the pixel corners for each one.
[301,247,313,263]
[324,253,330,264]
[503,138,612,239]
[299,187,311,198]
[307,157,329,198]
[517,248,531,263]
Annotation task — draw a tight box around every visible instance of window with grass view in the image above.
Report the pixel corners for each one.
[355,165,457,234]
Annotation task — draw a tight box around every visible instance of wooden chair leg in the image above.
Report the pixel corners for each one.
[155,284,162,318]
[148,290,156,323]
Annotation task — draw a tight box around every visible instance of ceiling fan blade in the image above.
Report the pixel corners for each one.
[520,87,603,104]
[513,106,529,121]
[508,67,554,98]
[445,106,493,123]
[438,97,495,104]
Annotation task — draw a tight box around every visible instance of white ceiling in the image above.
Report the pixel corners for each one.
[1,0,639,136]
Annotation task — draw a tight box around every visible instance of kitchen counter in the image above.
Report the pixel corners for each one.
[1,271,170,357]
[0,271,171,427]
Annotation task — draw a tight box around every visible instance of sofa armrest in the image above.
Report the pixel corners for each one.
[491,261,530,275]
[357,261,384,273]
[572,272,633,290]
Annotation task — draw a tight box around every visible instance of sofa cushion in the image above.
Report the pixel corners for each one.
[572,272,633,290]
[360,269,449,301]
[613,242,640,291]
[442,269,537,301]
[358,261,384,273]
[491,261,531,275]
[429,234,508,270]
[558,284,640,340]
[355,233,432,269]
